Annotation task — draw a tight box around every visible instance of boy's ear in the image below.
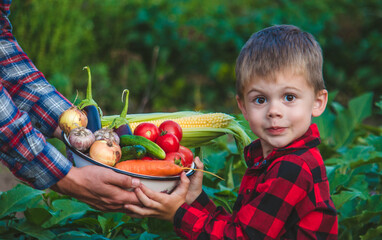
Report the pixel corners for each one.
[236,95,248,120]
[312,89,328,117]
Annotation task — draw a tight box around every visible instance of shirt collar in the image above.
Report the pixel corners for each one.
[244,124,321,169]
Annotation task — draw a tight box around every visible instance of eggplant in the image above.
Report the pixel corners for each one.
[77,66,102,132]
[83,105,102,132]
[109,89,133,136]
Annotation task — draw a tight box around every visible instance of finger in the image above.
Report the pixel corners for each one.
[134,187,159,208]
[172,172,190,196]
[125,203,158,217]
[106,171,141,189]
[139,183,165,203]
[194,156,204,169]
[98,185,141,206]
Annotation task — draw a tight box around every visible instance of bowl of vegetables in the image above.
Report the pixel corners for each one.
[62,119,196,194]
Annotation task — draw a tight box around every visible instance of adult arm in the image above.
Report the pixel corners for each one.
[0,2,73,190]
[0,2,141,210]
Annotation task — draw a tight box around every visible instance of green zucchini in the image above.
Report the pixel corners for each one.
[120,145,147,161]
[120,135,166,159]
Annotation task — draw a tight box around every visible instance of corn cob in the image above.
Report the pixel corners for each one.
[127,113,234,131]
[102,111,251,154]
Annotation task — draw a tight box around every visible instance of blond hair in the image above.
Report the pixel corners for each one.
[235,25,325,100]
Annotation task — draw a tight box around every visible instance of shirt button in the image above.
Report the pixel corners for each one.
[246,189,251,194]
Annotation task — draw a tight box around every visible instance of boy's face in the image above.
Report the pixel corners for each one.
[236,70,328,157]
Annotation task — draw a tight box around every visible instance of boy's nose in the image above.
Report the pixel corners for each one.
[267,102,283,118]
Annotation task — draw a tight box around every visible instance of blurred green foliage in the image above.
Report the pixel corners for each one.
[9,0,382,116]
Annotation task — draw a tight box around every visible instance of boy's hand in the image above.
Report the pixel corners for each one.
[185,156,204,204]
[125,171,190,222]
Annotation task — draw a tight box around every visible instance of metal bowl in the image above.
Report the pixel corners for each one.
[62,133,195,193]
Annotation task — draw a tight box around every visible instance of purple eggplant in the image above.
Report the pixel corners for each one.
[77,66,102,133]
[109,89,132,137]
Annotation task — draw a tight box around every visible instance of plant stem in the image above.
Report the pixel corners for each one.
[84,66,92,100]
[120,89,129,118]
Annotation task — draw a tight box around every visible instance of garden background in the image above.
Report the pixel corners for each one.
[0,0,381,239]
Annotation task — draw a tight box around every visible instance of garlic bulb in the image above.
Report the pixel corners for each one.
[94,127,120,145]
[68,127,95,152]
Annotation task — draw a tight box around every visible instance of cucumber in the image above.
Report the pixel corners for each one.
[121,145,147,161]
[120,135,166,160]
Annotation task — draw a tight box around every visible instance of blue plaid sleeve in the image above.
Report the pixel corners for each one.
[0,84,72,189]
[0,1,73,189]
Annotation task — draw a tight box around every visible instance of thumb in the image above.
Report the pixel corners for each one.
[172,172,189,196]
[194,156,204,170]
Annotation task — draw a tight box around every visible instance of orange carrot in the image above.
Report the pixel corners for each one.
[115,160,183,176]
[115,160,224,180]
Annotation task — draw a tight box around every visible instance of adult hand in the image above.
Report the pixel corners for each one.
[51,165,141,212]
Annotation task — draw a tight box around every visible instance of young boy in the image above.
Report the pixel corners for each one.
[126,25,338,239]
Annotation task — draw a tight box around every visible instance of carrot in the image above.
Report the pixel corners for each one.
[114,160,224,180]
[115,160,182,176]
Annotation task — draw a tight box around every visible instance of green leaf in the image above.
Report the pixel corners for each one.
[330,92,374,148]
[10,221,56,240]
[98,215,109,235]
[72,217,100,229]
[0,184,44,219]
[342,210,382,226]
[147,218,174,235]
[360,225,382,240]
[56,231,92,239]
[332,190,364,209]
[24,207,52,225]
[138,231,161,240]
[348,92,373,125]
[366,135,382,152]
[313,107,335,141]
[42,199,95,228]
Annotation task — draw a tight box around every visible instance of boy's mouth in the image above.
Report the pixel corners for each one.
[266,126,286,135]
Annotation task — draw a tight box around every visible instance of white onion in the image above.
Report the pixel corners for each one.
[59,106,88,135]
[89,140,121,166]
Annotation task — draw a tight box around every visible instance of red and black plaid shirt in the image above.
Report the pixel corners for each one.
[174,124,338,239]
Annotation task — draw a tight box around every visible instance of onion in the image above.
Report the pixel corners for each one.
[59,106,88,135]
[89,140,121,166]
[68,127,95,152]
[94,127,120,145]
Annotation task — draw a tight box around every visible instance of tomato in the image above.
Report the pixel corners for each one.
[133,122,160,142]
[178,145,194,168]
[158,120,183,141]
[155,133,180,153]
[164,152,185,166]
[141,156,154,160]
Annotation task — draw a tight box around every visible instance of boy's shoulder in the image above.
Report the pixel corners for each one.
[269,148,327,184]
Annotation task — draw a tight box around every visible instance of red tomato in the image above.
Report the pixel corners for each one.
[156,133,180,153]
[158,120,183,141]
[133,122,160,142]
[178,145,194,168]
[164,152,185,166]
[141,156,154,160]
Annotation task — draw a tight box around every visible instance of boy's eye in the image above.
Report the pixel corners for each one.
[254,96,267,104]
[284,94,295,102]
